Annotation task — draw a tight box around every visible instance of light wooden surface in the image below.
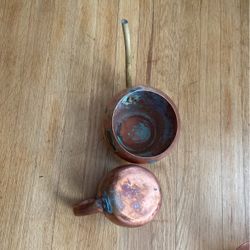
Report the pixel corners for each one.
[0,1,249,249]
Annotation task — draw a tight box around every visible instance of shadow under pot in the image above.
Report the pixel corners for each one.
[73,164,162,227]
[104,85,180,164]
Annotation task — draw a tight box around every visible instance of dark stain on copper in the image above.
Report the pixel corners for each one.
[131,201,141,211]
[121,183,141,198]
[108,189,125,212]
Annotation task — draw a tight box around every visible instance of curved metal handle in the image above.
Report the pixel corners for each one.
[73,198,103,216]
[121,19,132,88]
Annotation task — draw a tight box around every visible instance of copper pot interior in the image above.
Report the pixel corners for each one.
[112,90,178,157]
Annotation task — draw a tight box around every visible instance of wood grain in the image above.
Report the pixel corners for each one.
[199,1,222,249]
[0,0,249,249]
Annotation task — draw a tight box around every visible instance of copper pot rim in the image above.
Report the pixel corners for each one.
[110,85,181,162]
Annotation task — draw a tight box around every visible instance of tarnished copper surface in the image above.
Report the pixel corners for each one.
[73,164,162,227]
[104,85,180,164]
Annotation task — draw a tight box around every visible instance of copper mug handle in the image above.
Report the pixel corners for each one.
[73,198,103,216]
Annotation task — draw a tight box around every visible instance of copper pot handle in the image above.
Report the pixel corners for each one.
[73,198,103,216]
[121,19,132,88]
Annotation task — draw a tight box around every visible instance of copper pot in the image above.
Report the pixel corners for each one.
[104,85,180,164]
[104,20,180,164]
[73,164,162,227]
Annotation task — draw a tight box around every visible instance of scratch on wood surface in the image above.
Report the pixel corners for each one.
[46,98,61,161]
[224,87,232,132]
[146,2,154,85]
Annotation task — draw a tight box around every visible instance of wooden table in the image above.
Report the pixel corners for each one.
[0,1,249,249]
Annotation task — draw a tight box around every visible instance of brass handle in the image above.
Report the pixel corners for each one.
[121,19,132,88]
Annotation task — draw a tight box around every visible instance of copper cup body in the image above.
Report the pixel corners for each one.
[74,164,162,227]
[104,85,180,164]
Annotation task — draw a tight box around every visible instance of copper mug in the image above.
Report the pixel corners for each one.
[73,164,162,227]
[104,20,180,164]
